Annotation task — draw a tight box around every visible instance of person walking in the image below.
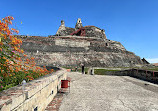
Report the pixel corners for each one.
[75,66,78,72]
[81,64,84,74]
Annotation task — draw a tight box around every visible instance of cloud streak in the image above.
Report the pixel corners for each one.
[146,58,158,63]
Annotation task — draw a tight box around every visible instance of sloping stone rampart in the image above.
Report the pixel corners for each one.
[19,36,143,67]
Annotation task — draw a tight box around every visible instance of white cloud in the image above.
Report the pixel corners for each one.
[146,58,158,63]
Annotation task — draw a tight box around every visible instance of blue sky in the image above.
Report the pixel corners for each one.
[0,0,158,63]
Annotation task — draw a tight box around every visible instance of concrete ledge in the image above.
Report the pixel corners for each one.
[0,68,67,111]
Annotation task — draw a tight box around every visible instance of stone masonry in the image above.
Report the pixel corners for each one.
[19,36,143,67]
[17,18,146,67]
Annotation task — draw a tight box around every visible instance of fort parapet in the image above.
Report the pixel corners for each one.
[0,69,67,111]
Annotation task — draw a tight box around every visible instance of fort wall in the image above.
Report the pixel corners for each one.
[102,69,158,83]
[0,69,67,111]
[19,36,143,67]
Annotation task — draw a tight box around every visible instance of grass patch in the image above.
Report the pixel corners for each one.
[77,68,89,74]
[140,67,158,71]
[94,69,121,75]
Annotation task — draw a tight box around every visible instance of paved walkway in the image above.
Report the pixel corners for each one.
[45,93,64,111]
[59,72,158,111]
[45,77,71,111]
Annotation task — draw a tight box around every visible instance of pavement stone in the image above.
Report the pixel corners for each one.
[59,72,158,111]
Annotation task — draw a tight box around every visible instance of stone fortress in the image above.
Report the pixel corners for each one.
[19,18,148,67]
[56,18,106,39]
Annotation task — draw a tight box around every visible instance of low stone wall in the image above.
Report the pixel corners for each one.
[109,69,158,83]
[0,68,67,111]
[129,69,158,83]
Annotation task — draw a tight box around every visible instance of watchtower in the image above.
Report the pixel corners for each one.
[56,20,66,35]
[75,18,83,29]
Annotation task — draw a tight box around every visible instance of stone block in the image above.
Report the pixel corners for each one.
[0,69,67,111]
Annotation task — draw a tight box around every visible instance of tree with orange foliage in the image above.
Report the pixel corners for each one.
[0,16,54,91]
